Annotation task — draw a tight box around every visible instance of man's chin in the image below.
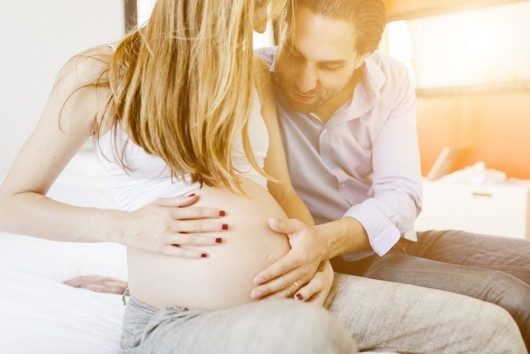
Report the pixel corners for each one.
[285,97,316,114]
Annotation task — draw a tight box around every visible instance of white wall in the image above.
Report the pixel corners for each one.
[0,0,124,177]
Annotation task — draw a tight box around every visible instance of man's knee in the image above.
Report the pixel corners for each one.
[467,301,526,353]
[291,301,357,353]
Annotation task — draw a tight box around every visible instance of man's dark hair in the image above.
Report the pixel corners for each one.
[286,0,386,55]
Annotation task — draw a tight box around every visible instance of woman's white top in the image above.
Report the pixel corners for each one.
[93,95,269,211]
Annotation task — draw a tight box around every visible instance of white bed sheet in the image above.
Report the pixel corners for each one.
[0,149,127,353]
[0,262,125,354]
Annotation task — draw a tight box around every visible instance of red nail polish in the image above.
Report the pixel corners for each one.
[222,224,228,230]
[215,237,223,243]
[219,210,226,216]
[200,253,208,258]
[296,294,303,300]
[188,193,196,198]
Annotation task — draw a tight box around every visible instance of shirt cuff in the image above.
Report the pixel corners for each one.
[343,203,401,257]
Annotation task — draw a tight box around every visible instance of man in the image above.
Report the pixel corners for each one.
[251,0,530,349]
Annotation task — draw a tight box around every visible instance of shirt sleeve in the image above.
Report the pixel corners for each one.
[343,68,423,258]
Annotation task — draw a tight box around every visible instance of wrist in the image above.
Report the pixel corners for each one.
[100,209,128,244]
[321,217,370,259]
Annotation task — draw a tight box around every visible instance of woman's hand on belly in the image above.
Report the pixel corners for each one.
[127,179,295,310]
[292,261,334,306]
[115,193,228,258]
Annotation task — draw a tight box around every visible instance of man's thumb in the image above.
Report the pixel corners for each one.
[268,218,300,234]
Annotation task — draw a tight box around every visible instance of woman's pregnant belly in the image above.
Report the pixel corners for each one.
[127,178,291,310]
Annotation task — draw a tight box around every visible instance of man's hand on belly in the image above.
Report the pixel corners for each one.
[250,218,329,302]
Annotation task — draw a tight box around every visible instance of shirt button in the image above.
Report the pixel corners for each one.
[322,128,328,135]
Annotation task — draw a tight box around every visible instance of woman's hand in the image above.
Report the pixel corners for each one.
[114,193,228,258]
[64,275,128,294]
[294,261,334,306]
[250,218,329,300]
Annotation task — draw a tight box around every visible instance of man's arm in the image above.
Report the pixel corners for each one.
[253,59,422,296]
[341,66,422,258]
[317,217,372,259]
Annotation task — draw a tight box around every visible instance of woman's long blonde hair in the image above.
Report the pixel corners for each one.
[105,0,285,192]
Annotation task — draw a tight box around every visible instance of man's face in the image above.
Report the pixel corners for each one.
[275,6,363,114]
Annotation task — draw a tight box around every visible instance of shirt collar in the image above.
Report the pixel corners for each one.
[332,51,386,124]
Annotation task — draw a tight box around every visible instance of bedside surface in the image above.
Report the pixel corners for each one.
[415,181,530,239]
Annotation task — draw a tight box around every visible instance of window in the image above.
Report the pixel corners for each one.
[383,1,530,93]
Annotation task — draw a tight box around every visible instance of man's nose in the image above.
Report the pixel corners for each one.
[296,65,317,94]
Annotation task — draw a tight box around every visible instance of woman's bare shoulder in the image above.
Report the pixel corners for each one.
[55,45,114,90]
[51,45,116,136]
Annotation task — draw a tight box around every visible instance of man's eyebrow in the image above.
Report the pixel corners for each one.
[285,40,347,65]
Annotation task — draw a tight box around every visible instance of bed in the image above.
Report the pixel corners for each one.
[0,148,127,354]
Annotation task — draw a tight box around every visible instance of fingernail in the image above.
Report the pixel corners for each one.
[219,210,226,216]
[296,293,303,300]
[215,237,223,243]
[222,224,228,230]
[200,253,208,258]
[254,277,264,285]
[187,193,196,198]
[251,290,263,299]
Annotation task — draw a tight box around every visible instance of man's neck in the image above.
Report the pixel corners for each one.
[314,70,361,123]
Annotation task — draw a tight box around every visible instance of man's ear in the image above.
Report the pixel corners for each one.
[354,53,369,70]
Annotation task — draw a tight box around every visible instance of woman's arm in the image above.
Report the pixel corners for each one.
[254,58,314,226]
[253,58,333,305]
[0,47,225,257]
[0,47,113,241]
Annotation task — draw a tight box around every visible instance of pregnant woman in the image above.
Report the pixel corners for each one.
[0,0,356,353]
